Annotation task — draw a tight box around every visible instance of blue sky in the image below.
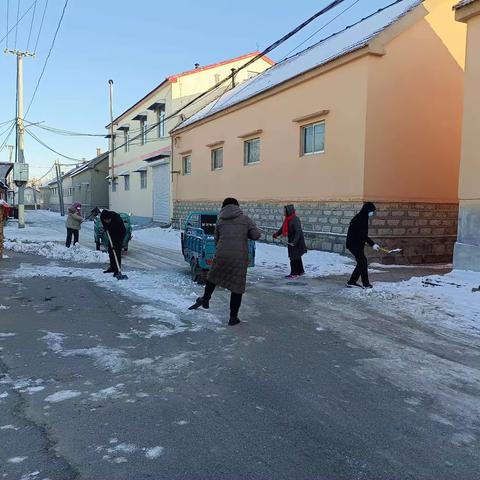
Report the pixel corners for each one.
[0,0,400,178]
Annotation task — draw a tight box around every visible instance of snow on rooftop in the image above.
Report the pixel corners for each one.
[454,0,477,9]
[178,0,423,130]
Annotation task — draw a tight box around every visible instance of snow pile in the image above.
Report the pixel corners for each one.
[254,241,354,277]
[349,270,480,337]
[44,390,82,403]
[5,240,108,264]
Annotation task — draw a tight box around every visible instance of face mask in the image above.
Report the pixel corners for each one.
[368,211,375,217]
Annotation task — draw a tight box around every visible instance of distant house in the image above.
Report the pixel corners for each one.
[46,150,108,214]
[24,186,41,209]
[171,0,466,264]
[0,163,13,201]
[453,0,480,270]
[106,52,274,224]
[70,150,109,215]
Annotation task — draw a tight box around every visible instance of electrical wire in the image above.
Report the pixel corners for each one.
[14,0,20,49]
[26,0,38,51]
[0,119,15,127]
[104,1,347,158]
[0,0,38,47]
[0,123,16,155]
[33,0,48,53]
[25,0,69,118]
[6,0,10,49]
[0,121,16,139]
[27,123,107,137]
[281,0,361,59]
[25,128,85,162]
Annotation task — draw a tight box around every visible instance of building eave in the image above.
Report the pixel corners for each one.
[172,45,375,136]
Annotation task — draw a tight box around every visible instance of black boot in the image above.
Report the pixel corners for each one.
[188,297,210,310]
[103,267,115,273]
[228,316,241,326]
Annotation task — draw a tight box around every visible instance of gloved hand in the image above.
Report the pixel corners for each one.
[272,233,278,239]
[373,244,380,251]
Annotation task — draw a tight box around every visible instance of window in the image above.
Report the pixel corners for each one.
[124,130,130,152]
[182,155,192,175]
[157,107,166,138]
[302,121,325,155]
[140,171,147,189]
[214,73,221,83]
[141,121,147,145]
[112,181,116,193]
[124,175,130,191]
[244,138,260,165]
[211,147,223,171]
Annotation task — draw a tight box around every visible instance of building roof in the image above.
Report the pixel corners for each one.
[71,151,109,177]
[0,162,13,182]
[454,0,477,9]
[107,51,275,128]
[176,0,423,131]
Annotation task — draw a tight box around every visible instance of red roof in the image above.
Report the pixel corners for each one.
[108,51,275,127]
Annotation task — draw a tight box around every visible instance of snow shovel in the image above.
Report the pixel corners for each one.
[379,247,403,254]
[106,231,128,280]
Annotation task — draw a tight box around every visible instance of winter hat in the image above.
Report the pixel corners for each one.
[100,209,113,222]
[222,197,239,208]
[284,204,295,217]
[361,202,376,215]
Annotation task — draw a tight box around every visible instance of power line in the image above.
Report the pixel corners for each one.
[25,127,85,162]
[105,0,346,157]
[281,0,361,59]
[14,0,21,49]
[6,0,10,49]
[0,0,38,47]
[26,0,38,51]
[27,122,106,137]
[0,123,16,155]
[33,0,48,53]
[0,119,15,127]
[25,0,69,118]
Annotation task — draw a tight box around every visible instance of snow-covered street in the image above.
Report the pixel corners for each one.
[1,210,480,479]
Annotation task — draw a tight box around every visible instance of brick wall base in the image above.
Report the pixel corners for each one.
[173,201,458,265]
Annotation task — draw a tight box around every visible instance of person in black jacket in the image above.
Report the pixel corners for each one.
[100,210,126,276]
[273,204,307,278]
[346,202,380,289]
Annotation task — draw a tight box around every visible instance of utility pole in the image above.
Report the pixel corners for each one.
[5,48,34,228]
[55,160,65,216]
[108,79,115,204]
[7,145,14,163]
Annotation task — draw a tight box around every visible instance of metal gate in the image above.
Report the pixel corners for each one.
[152,161,170,224]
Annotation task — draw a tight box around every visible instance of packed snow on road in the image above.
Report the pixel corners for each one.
[3,211,479,340]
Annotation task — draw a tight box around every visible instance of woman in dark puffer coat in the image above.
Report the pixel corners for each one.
[189,198,261,326]
[273,204,307,278]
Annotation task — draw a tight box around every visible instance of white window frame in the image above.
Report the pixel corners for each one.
[301,121,325,156]
[141,121,147,145]
[124,175,130,191]
[140,171,147,189]
[244,137,260,165]
[211,147,223,171]
[157,108,166,138]
[182,155,192,175]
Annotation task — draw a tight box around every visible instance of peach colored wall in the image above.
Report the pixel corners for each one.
[364,1,466,202]
[457,13,480,200]
[173,57,369,202]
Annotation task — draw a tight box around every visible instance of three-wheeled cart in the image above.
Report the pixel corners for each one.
[181,211,255,283]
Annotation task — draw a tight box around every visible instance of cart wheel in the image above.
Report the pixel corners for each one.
[95,241,100,251]
[190,259,202,283]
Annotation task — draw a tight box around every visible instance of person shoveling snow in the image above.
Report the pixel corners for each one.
[100,210,127,280]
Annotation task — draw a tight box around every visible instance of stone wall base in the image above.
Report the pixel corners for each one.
[0,205,3,260]
[173,201,458,265]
